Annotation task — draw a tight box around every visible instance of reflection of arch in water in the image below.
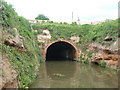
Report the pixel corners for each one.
[46,61,77,80]
[44,40,79,61]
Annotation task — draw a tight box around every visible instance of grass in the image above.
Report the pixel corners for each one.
[32,19,118,50]
[1,1,43,88]
[1,0,119,87]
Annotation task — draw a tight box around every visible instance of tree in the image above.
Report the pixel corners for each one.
[35,14,49,20]
[71,22,77,25]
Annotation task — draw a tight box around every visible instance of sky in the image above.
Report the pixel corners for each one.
[5,0,119,23]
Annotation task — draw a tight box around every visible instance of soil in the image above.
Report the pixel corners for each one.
[0,54,18,89]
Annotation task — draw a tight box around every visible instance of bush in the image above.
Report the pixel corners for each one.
[99,61,107,67]
[71,22,77,25]
[84,58,89,64]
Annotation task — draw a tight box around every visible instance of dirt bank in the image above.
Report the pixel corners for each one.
[0,54,18,89]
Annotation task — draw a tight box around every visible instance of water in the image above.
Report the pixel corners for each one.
[30,61,118,88]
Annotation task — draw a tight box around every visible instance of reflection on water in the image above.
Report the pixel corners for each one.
[46,61,76,80]
[30,61,118,88]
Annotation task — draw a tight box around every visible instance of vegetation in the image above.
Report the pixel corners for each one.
[99,61,107,67]
[32,17,119,66]
[0,0,119,88]
[32,19,118,51]
[35,14,49,20]
[1,1,43,88]
[83,58,89,64]
[84,51,93,58]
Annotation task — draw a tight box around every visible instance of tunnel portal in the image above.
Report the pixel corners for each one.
[45,41,78,61]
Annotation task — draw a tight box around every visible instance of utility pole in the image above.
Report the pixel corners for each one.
[72,12,73,23]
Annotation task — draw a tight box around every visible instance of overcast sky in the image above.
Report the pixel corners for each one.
[5,0,119,23]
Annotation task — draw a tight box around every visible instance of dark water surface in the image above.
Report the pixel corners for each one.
[30,61,118,88]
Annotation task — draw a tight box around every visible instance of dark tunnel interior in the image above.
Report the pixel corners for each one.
[46,41,76,61]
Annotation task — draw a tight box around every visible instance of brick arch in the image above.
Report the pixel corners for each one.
[43,40,79,60]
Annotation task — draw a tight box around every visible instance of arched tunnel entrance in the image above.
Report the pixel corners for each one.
[45,40,78,61]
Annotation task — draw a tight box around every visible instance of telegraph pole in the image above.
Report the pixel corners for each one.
[72,12,73,23]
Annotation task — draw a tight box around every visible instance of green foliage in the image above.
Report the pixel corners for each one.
[1,1,43,88]
[32,22,83,40]
[7,28,16,36]
[1,1,19,28]
[35,14,49,20]
[37,41,43,45]
[32,24,41,30]
[47,21,54,23]
[32,19,118,50]
[78,54,83,63]
[2,44,39,87]
[80,54,83,59]
[71,22,77,25]
[84,51,93,58]
[63,22,68,24]
[83,58,89,64]
[39,55,44,62]
[99,61,107,67]
[31,19,118,68]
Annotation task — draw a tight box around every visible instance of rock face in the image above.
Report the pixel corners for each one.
[43,30,50,35]
[110,38,119,53]
[0,54,18,89]
[103,36,112,41]
[37,30,51,43]
[4,28,24,49]
[87,41,119,69]
[70,36,80,43]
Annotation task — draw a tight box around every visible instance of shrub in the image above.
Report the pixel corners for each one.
[71,22,77,25]
[84,58,89,64]
[99,61,107,67]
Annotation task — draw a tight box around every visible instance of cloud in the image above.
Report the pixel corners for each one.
[5,0,119,22]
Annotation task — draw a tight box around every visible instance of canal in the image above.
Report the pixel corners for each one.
[30,60,118,88]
